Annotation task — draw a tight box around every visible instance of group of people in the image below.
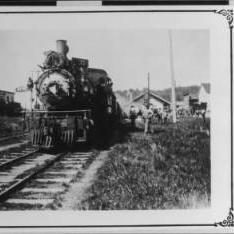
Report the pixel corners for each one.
[129,105,171,134]
[129,105,208,135]
[176,108,207,119]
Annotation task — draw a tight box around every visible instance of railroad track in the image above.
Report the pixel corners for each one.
[0,132,30,153]
[0,149,95,210]
[0,146,37,167]
[0,132,28,143]
[0,149,38,170]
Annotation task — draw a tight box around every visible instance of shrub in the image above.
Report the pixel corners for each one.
[0,100,22,116]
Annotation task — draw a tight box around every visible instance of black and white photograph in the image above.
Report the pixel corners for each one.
[0,7,232,230]
[0,29,211,211]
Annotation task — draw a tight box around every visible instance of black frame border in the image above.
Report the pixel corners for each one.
[0,8,232,229]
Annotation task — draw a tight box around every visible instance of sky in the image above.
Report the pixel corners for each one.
[0,29,209,107]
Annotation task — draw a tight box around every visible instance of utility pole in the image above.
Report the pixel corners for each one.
[147,72,150,109]
[169,30,177,123]
[27,76,34,112]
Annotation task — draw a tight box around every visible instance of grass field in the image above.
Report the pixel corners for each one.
[80,118,210,210]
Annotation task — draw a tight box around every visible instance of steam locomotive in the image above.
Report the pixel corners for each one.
[25,40,122,149]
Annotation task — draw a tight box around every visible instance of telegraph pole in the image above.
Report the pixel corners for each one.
[147,72,150,108]
[169,30,177,123]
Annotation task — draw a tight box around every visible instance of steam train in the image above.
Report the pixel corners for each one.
[25,40,123,149]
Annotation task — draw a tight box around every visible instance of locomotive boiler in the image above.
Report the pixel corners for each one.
[26,40,122,149]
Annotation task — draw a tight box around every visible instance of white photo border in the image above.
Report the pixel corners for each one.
[0,7,232,230]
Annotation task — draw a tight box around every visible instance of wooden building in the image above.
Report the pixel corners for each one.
[183,83,210,113]
[198,83,210,112]
[130,91,171,111]
[0,90,14,103]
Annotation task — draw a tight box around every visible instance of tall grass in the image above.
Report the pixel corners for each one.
[80,118,210,210]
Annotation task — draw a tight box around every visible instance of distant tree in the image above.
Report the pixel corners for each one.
[0,99,7,115]
[0,100,22,116]
[153,85,200,102]
[6,102,22,116]
[116,85,200,103]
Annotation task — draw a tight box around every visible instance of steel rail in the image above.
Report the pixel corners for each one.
[0,132,28,143]
[0,152,66,202]
[0,150,39,170]
[22,109,91,113]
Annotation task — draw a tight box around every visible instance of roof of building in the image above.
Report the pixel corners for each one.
[132,91,171,105]
[183,91,199,99]
[183,83,210,99]
[0,89,14,94]
[201,83,211,94]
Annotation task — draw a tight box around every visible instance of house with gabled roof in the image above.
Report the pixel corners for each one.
[0,90,14,103]
[199,83,210,111]
[130,91,171,111]
[182,83,210,112]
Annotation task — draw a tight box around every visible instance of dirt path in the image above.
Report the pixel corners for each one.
[59,150,109,210]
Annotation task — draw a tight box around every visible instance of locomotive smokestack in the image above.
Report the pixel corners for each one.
[56,40,69,57]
